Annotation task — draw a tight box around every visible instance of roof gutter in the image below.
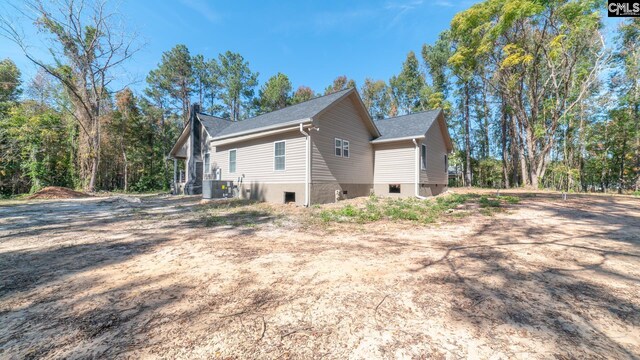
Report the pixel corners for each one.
[299,123,310,207]
[209,123,312,147]
[371,135,425,144]
[209,118,313,143]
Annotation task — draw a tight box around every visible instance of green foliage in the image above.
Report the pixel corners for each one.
[324,76,356,95]
[475,158,503,188]
[422,31,452,97]
[212,51,259,121]
[291,86,316,104]
[100,89,177,192]
[146,44,194,123]
[448,0,607,190]
[390,51,428,114]
[361,78,391,119]
[0,58,21,109]
[258,72,292,113]
[0,101,75,195]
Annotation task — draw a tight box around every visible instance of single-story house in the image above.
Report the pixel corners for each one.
[169,88,453,206]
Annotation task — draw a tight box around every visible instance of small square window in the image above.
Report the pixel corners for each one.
[389,184,401,193]
[335,138,342,157]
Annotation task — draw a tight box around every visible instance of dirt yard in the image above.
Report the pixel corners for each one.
[0,191,638,359]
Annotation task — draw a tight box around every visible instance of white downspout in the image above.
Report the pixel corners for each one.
[299,123,310,207]
[412,139,428,200]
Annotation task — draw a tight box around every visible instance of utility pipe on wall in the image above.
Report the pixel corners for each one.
[299,123,310,207]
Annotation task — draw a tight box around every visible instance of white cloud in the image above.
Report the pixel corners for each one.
[385,0,424,28]
[179,0,220,24]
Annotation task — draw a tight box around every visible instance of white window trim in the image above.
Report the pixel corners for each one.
[421,144,427,171]
[274,140,286,171]
[229,149,237,174]
[204,152,211,174]
[334,138,342,157]
[342,140,350,158]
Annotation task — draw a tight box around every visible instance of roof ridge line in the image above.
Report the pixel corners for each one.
[377,109,441,121]
[197,88,354,123]
[197,113,233,122]
[243,88,353,122]
[286,87,353,108]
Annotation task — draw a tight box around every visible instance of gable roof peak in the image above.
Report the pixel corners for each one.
[199,88,358,140]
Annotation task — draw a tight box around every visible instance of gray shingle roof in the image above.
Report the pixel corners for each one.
[199,88,353,139]
[372,110,441,142]
[198,114,232,136]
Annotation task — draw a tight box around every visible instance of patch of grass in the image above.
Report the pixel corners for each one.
[204,216,229,227]
[196,199,259,213]
[315,192,521,225]
[450,211,471,218]
[479,208,498,216]
[479,196,501,208]
[316,193,478,224]
[633,190,640,197]
[201,204,278,228]
[497,195,520,204]
[0,193,30,201]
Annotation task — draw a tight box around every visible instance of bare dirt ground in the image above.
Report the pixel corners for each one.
[0,190,638,359]
[26,186,91,200]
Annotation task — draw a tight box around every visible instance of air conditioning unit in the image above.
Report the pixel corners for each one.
[203,180,234,199]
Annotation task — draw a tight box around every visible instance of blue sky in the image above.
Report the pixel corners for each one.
[0,0,624,95]
[1,0,479,94]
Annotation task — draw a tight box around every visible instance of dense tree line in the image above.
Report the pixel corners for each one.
[1,0,638,195]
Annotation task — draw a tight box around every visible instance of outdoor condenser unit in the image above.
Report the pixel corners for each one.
[202,180,234,199]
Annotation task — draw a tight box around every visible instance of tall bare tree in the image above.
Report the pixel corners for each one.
[0,0,139,191]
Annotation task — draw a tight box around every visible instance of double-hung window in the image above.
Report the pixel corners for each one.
[229,149,237,173]
[274,141,285,170]
[335,138,350,158]
[342,140,350,158]
[421,144,427,170]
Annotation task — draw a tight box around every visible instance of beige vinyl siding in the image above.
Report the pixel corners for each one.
[311,97,374,184]
[373,141,415,184]
[213,130,306,183]
[419,117,449,184]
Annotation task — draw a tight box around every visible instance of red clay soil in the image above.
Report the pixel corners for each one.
[27,186,91,200]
